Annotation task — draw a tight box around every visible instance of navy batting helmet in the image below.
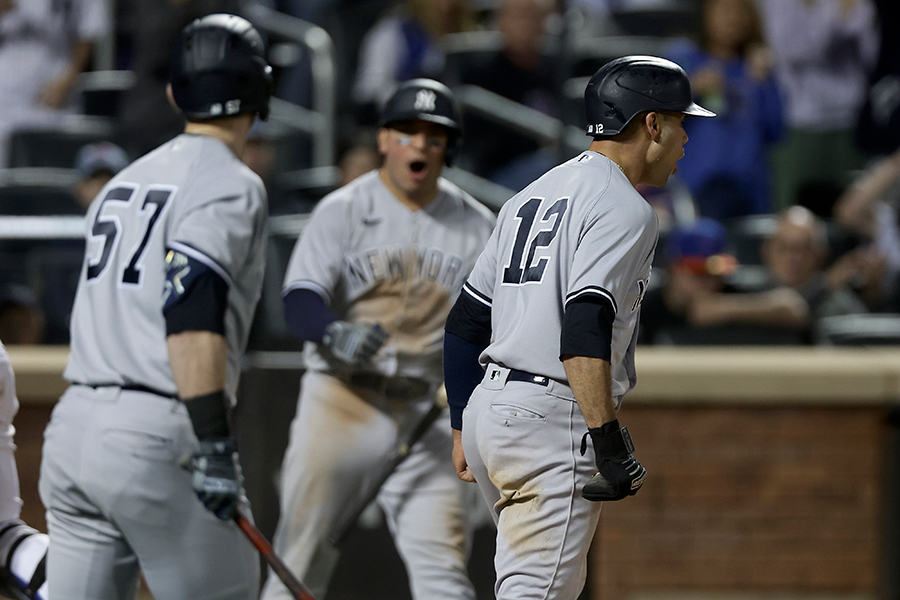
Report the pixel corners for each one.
[584,55,715,138]
[379,79,462,165]
[170,14,274,121]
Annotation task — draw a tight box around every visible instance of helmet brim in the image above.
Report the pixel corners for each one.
[381,113,461,135]
[683,102,716,118]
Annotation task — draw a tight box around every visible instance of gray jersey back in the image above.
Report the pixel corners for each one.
[283,170,495,382]
[65,134,268,401]
[464,151,657,403]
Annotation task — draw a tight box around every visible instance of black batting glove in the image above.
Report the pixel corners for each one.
[580,419,647,502]
[188,438,242,520]
[322,321,389,367]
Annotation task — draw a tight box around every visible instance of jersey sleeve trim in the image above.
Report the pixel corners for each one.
[565,285,617,314]
[282,280,332,304]
[168,241,232,288]
[463,282,492,308]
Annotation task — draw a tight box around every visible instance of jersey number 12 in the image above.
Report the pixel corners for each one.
[502,196,568,285]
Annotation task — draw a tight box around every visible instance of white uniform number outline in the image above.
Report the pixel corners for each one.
[86,184,174,286]
[502,196,569,285]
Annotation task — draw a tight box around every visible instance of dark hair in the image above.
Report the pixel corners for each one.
[697,0,765,59]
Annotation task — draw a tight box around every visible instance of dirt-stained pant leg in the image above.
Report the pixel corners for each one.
[378,409,476,600]
[40,386,259,600]
[260,370,402,600]
[463,378,602,600]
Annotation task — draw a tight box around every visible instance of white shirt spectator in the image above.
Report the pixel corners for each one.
[0,0,110,166]
[757,0,879,131]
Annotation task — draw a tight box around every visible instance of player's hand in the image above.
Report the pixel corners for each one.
[581,419,646,502]
[187,438,242,520]
[322,320,389,367]
[452,429,475,483]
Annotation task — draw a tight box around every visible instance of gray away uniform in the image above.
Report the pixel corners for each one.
[262,171,494,600]
[460,151,657,599]
[39,133,266,600]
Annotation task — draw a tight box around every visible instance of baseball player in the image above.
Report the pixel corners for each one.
[37,14,272,600]
[261,79,495,600]
[443,55,715,599]
[0,339,48,600]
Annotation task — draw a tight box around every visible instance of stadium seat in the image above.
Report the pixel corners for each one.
[815,313,900,346]
[8,119,115,169]
[0,184,82,216]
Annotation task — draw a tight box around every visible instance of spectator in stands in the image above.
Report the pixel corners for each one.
[71,141,128,211]
[0,0,110,167]
[639,218,810,345]
[761,206,869,321]
[352,0,477,122]
[451,0,560,191]
[0,284,45,345]
[832,145,900,311]
[855,0,900,156]
[666,0,783,221]
[756,0,879,210]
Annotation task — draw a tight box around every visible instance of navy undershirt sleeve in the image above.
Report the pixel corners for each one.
[444,291,492,429]
[443,331,487,430]
[445,289,492,346]
[560,297,615,362]
[282,288,339,343]
[164,259,229,337]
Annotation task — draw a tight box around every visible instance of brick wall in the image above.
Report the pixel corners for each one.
[12,394,892,600]
[589,406,887,599]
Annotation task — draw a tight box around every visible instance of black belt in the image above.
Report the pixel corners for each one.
[339,372,432,400]
[75,382,179,400]
[507,369,549,386]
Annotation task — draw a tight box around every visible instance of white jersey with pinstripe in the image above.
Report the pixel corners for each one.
[64,133,268,403]
[462,150,657,403]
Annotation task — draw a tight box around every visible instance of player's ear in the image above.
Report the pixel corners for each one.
[376,127,391,155]
[166,84,179,112]
[645,112,662,142]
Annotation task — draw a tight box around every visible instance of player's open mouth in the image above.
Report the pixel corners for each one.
[409,160,428,180]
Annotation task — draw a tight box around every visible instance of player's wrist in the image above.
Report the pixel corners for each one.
[183,390,230,440]
[584,419,635,459]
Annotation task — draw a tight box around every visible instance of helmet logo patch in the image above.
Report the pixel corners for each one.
[225,99,241,114]
[209,103,223,116]
[414,90,437,112]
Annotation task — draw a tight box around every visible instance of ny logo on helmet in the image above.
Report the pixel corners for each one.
[414,90,437,112]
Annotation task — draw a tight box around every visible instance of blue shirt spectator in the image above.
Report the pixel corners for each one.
[666,0,784,221]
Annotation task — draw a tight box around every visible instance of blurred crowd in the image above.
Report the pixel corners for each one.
[0,0,898,348]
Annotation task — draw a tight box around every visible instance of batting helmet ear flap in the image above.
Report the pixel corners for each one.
[443,129,460,167]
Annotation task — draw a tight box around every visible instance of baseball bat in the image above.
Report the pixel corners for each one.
[328,385,448,547]
[234,512,318,600]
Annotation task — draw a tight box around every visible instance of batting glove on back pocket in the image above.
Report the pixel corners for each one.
[581,419,647,502]
[323,321,389,367]
[188,438,242,520]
